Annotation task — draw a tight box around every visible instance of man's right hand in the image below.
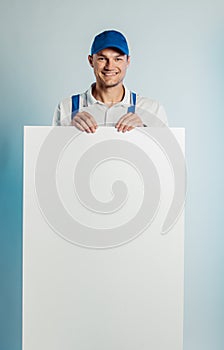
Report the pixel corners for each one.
[71,111,98,133]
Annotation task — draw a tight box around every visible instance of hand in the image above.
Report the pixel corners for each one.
[115,113,143,132]
[71,111,98,133]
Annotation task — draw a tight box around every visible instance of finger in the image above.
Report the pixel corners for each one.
[115,113,133,128]
[124,117,143,129]
[117,114,137,132]
[73,118,91,133]
[123,122,136,132]
[77,112,98,130]
[71,120,85,132]
[118,123,127,132]
[116,123,124,132]
[120,123,131,133]
[122,127,128,133]
[123,124,131,132]
[117,115,139,130]
[116,113,133,128]
[127,114,143,125]
[72,111,99,133]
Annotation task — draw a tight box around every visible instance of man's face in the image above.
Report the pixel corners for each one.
[88,48,130,88]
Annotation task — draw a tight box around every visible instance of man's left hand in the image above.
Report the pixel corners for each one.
[115,113,143,132]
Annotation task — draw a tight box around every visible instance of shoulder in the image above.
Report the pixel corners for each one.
[58,95,71,109]
[136,94,161,113]
[58,91,86,107]
[136,94,168,125]
[58,91,87,112]
[53,91,86,126]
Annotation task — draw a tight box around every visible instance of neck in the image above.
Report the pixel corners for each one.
[92,83,125,105]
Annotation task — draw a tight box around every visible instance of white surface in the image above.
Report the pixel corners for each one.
[23,127,185,350]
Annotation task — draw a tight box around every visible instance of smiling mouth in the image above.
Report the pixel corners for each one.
[102,72,118,76]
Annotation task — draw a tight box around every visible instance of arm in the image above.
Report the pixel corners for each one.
[52,104,61,126]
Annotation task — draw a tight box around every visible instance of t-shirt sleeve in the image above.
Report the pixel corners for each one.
[156,104,168,126]
[52,97,72,126]
[136,96,169,127]
[52,104,61,126]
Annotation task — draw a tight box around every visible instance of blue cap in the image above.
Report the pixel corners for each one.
[90,30,129,55]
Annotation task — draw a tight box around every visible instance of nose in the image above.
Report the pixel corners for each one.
[105,58,115,70]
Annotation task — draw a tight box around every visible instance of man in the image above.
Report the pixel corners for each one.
[53,29,168,132]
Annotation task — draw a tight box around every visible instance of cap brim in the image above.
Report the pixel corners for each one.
[92,44,129,55]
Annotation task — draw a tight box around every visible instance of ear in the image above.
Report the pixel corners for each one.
[88,55,94,68]
[127,55,131,67]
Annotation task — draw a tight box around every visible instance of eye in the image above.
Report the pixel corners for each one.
[98,57,106,61]
[115,57,124,62]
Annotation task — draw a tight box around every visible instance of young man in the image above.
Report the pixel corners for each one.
[53,30,168,132]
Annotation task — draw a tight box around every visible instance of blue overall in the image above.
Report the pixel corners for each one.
[71,91,137,120]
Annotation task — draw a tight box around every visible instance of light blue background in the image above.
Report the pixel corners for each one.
[0,1,223,349]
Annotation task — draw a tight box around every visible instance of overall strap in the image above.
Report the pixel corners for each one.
[127,92,137,113]
[71,94,80,119]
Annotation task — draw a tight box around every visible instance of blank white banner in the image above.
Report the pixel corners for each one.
[23,126,185,350]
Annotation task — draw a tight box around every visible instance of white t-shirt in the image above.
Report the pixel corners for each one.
[52,84,168,127]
